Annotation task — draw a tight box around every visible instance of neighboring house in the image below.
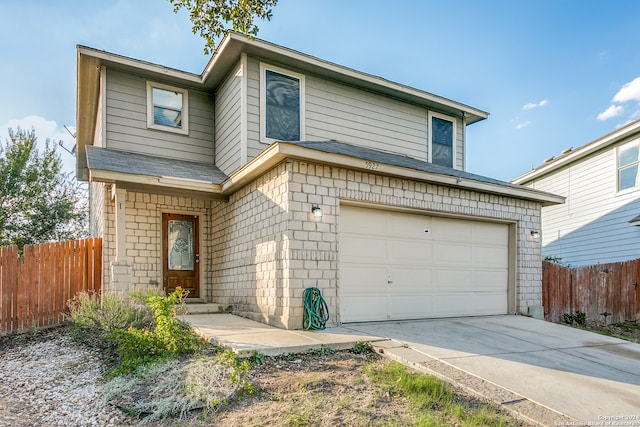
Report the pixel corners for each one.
[512,119,640,267]
[76,32,563,329]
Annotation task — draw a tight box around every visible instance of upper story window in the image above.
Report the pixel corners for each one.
[617,139,640,192]
[146,81,189,135]
[428,112,456,169]
[260,63,305,143]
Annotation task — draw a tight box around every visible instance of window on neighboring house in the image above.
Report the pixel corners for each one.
[428,112,456,169]
[617,139,640,191]
[146,81,189,135]
[260,64,304,142]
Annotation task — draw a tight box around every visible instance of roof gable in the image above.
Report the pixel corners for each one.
[76,33,489,180]
[512,119,640,184]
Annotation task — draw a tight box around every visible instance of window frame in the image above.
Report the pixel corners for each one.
[616,138,640,193]
[146,81,189,135]
[259,63,305,144]
[428,111,457,169]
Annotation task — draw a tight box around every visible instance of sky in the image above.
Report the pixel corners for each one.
[1,0,640,182]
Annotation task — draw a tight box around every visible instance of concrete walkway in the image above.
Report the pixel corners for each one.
[182,313,640,426]
[181,313,384,356]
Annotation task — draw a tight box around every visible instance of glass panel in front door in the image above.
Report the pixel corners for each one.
[167,220,194,271]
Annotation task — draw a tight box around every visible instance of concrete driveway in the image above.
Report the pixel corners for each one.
[343,315,640,425]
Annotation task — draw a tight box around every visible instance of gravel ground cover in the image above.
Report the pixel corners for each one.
[0,325,529,427]
[0,327,134,427]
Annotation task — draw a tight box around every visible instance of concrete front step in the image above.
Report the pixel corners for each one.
[182,303,229,315]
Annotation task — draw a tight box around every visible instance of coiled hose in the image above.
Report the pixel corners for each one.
[302,287,329,330]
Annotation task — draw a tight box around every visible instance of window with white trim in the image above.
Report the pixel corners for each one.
[428,112,456,169]
[146,81,189,135]
[617,139,640,192]
[260,63,305,142]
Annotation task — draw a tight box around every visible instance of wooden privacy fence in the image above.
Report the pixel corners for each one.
[542,259,640,325]
[0,238,102,333]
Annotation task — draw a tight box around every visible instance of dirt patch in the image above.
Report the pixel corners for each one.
[579,321,640,343]
[0,328,528,427]
[212,352,411,426]
[166,351,528,427]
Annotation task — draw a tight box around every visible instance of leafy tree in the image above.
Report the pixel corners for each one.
[168,0,278,54]
[0,128,87,249]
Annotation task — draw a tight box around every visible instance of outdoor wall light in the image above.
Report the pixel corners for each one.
[530,230,541,239]
[311,204,323,219]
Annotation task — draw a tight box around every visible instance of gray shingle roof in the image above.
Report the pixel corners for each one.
[86,146,227,184]
[290,140,520,189]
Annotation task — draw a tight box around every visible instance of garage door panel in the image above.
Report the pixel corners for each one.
[340,295,387,323]
[433,268,474,290]
[473,270,509,291]
[341,235,387,263]
[388,267,433,289]
[340,205,510,322]
[389,295,432,319]
[433,293,507,317]
[472,246,509,268]
[472,222,509,244]
[432,217,472,242]
[341,206,387,234]
[388,212,431,237]
[388,239,433,263]
[434,243,472,266]
[341,266,387,292]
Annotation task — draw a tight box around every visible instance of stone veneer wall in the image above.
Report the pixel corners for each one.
[212,159,542,329]
[94,158,542,329]
[100,186,218,298]
[212,162,293,327]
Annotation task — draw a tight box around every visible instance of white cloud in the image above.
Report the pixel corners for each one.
[613,77,640,103]
[522,99,548,110]
[0,115,77,174]
[516,121,531,129]
[597,105,624,121]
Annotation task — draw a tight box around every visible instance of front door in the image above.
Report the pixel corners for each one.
[162,213,199,298]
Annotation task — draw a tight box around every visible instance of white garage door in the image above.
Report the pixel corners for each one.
[339,205,509,322]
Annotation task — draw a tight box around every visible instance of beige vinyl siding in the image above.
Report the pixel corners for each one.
[245,57,262,159]
[455,121,464,170]
[244,56,465,170]
[215,63,243,175]
[305,76,428,160]
[529,142,640,266]
[93,87,105,147]
[105,69,214,163]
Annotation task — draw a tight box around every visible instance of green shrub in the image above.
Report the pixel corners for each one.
[110,287,204,376]
[563,311,587,326]
[67,291,154,363]
[352,341,372,354]
[68,288,204,376]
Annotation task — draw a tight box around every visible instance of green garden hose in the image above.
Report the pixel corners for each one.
[302,287,329,330]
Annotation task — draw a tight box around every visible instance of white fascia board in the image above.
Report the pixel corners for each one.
[89,169,222,193]
[222,142,565,206]
[77,46,201,85]
[513,119,640,184]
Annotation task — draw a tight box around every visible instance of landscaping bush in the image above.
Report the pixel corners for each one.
[67,287,204,375]
[563,311,587,326]
[67,291,154,363]
[111,288,204,375]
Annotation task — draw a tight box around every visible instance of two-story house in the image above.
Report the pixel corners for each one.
[512,119,640,266]
[76,33,563,329]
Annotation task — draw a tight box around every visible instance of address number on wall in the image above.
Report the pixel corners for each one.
[364,161,380,170]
